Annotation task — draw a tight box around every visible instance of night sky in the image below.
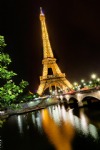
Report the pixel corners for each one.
[0,0,100,92]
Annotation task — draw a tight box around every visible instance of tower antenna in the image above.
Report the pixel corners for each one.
[40,7,44,15]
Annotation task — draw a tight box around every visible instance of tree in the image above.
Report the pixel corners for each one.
[0,35,28,109]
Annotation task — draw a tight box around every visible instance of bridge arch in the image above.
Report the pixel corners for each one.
[82,96,100,107]
[68,97,78,108]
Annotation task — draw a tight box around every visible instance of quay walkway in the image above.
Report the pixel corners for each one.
[0,96,59,119]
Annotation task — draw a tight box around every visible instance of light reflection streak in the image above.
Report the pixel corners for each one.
[36,116,42,132]
[80,112,89,135]
[61,105,67,122]
[0,136,2,149]
[17,115,23,134]
[32,113,35,124]
[89,124,98,139]
[79,109,98,139]
[68,109,75,125]
[32,112,43,132]
[74,117,80,131]
[52,106,61,126]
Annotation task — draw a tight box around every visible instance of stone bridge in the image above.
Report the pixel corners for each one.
[56,89,100,107]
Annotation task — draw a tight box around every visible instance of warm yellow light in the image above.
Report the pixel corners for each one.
[81,79,85,83]
[37,9,73,95]
[97,78,100,82]
[73,82,78,86]
[89,81,92,84]
[91,74,97,79]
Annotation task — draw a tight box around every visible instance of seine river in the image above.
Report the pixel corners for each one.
[0,104,100,150]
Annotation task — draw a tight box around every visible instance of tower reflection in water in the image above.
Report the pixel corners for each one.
[17,115,23,134]
[32,111,43,133]
[30,104,99,149]
[41,106,75,150]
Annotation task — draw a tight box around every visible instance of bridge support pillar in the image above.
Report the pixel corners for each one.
[78,101,84,107]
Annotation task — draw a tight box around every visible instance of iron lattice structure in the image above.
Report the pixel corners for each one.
[37,8,73,95]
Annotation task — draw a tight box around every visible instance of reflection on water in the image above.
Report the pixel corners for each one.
[0,104,100,150]
[0,136,2,149]
[31,104,99,149]
[17,115,23,134]
[41,107,74,150]
[32,111,43,133]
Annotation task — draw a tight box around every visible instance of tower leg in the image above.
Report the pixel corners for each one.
[37,82,46,95]
[63,79,73,89]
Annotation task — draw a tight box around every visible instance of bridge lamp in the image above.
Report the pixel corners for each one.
[81,79,85,83]
[91,74,97,79]
[73,82,78,86]
[83,83,86,86]
[89,81,92,84]
[97,78,100,82]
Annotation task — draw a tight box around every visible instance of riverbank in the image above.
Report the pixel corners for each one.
[0,98,59,119]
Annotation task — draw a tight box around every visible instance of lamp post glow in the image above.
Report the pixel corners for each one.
[81,79,85,83]
[91,74,97,80]
[83,83,86,86]
[89,81,92,84]
[73,82,78,86]
[97,78,100,82]
[73,82,78,91]
[91,74,97,88]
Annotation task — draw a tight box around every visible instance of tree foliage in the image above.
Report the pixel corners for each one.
[0,35,28,109]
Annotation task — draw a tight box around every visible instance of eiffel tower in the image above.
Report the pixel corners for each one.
[37,8,72,95]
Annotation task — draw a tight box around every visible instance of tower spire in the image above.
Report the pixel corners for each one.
[40,7,44,15]
[40,7,54,58]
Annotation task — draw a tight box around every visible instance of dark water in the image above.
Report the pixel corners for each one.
[0,104,100,150]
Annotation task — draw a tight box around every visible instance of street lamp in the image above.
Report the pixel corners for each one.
[97,78,100,82]
[91,74,97,79]
[91,73,97,88]
[89,81,92,84]
[73,82,78,91]
[83,83,86,86]
[96,78,100,88]
[73,82,78,86]
[81,79,85,83]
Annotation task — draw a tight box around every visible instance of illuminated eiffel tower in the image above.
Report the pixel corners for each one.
[37,8,72,95]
